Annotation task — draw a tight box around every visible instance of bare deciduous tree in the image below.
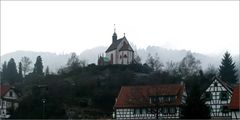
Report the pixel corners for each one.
[67,52,81,70]
[146,53,163,71]
[134,51,142,64]
[21,56,32,76]
[165,61,179,75]
[178,52,201,79]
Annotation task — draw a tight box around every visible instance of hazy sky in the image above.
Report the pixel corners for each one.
[1,1,239,56]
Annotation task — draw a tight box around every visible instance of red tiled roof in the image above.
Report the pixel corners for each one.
[229,85,240,110]
[114,84,185,108]
[0,85,12,97]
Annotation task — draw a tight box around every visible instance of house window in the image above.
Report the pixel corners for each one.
[3,101,6,107]
[214,82,218,87]
[142,108,146,114]
[159,96,164,102]
[9,91,13,97]
[134,109,141,114]
[168,96,171,102]
[169,107,176,114]
[140,108,142,114]
[220,92,228,100]
[151,96,158,104]
[221,106,229,113]
[169,96,175,102]
[7,102,11,107]
[205,92,212,101]
[162,107,168,114]
[164,96,169,102]
[147,108,152,114]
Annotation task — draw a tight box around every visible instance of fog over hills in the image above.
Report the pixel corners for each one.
[1,46,239,73]
[1,51,71,73]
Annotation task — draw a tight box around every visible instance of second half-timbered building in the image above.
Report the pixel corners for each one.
[229,84,240,119]
[113,84,186,119]
[202,76,233,119]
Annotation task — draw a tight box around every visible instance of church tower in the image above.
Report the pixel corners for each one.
[112,24,117,42]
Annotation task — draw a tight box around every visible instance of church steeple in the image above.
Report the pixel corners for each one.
[112,24,117,42]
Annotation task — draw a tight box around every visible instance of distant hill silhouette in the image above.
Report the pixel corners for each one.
[1,51,70,73]
[1,46,239,73]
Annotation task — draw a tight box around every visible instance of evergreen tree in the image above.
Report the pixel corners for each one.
[45,66,50,76]
[7,58,18,84]
[18,62,23,81]
[1,61,8,82]
[33,56,44,76]
[219,51,238,84]
[181,77,210,119]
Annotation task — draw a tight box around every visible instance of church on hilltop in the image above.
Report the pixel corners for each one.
[98,26,134,65]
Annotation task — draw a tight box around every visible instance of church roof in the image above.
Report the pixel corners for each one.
[106,37,125,53]
[119,41,134,52]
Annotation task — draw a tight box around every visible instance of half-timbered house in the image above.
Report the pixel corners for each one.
[113,84,186,119]
[0,85,20,118]
[202,76,233,119]
[229,85,240,119]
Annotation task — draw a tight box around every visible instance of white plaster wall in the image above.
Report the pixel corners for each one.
[232,111,240,119]
[106,50,116,64]
[117,51,133,65]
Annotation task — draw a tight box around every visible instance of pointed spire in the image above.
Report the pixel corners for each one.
[112,24,117,42]
[124,33,125,37]
[114,24,116,33]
